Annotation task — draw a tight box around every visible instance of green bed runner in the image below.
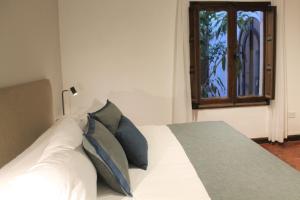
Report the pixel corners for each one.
[168,121,300,200]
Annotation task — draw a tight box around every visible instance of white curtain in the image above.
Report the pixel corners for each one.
[268,0,288,142]
[172,0,193,123]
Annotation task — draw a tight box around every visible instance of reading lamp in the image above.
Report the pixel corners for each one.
[62,86,78,115]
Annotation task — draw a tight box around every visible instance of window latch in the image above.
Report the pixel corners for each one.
[267,36,273,42]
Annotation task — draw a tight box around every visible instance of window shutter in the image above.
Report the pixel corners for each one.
[189,6,198,105]
[264,6,276,100]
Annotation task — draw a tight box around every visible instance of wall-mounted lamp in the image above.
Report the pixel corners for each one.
[62,86,78,115]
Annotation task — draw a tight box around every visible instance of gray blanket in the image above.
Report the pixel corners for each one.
[168,121,300,200]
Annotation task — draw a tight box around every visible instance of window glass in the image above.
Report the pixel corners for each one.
[199,11,228,98]
[236,11,264,97]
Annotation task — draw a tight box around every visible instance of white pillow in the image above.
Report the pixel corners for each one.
[44,117,83,149]
[0,117,97,200]
[1,148,96,200]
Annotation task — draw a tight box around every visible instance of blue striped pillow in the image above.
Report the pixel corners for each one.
[82,118,132,196]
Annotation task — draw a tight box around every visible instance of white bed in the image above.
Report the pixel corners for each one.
[0,119,210,200]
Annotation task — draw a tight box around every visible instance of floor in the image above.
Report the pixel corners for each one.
[261,141,300,171]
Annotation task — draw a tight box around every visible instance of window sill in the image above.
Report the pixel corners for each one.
[194,101,270,110]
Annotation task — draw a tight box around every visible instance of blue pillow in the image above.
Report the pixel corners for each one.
[82,118,132,196]
[115,116,148,170]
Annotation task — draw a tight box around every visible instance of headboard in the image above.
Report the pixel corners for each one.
[0,79,54,168]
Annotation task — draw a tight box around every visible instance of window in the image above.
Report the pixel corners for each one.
[189,2,276,109]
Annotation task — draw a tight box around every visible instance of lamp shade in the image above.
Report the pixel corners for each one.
[70,87,77,96]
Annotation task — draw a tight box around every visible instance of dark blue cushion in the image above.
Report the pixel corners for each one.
[115,116,148,170]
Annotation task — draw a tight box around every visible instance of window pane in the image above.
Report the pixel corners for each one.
[236,11,264,97]
[199,11,228,99]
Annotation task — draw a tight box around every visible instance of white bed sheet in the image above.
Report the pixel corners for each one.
[98,125,211,200]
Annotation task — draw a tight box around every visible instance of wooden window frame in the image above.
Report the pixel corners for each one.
[189,2,276,109]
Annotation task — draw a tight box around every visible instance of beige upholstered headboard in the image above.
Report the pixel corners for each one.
[0,79,54,168]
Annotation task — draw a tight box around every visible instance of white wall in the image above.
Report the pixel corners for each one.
[285,0,300,135]
[59,0,176,125]
[0,0,62,118]
[2,0,297,138]
[59,0,300,138]
[195,107,269,138]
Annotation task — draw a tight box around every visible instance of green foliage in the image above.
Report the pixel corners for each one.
[199,11,227,98]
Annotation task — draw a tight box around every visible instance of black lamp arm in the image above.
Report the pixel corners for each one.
[61,89,69,116]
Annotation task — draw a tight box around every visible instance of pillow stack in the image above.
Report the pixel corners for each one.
[82,100,148,196]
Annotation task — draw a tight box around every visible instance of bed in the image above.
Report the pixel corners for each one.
[0,79,299,200]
